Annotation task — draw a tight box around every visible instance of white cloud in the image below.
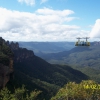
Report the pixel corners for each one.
[89,19,100,38]
[36,8,74,16]
[18,0,35,6]
[0,7,89,41]
[40,0,48,4]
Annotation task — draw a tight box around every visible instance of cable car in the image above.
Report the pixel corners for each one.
[75,37,90,46]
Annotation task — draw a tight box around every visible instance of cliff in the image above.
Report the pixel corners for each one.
[0,37,14,89]
[9,41,34,62]
[0,39,34,90]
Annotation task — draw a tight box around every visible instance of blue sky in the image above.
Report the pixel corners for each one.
[0,0,100,41]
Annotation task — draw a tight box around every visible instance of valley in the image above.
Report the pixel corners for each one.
[19,41,100,84]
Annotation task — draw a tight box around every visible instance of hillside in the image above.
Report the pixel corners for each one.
[38,43,100,69]
[36,42,100,83]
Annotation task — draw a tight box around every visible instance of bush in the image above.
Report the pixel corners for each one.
[51,80,100,100]
[0,85,41,100]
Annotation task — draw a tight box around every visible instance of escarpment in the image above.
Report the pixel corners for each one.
[9,41,34,62]
[0,37,14,89]
[0,37,34,89]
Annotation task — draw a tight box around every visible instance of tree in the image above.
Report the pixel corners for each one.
[0,85,41,100]
[51,80,100,100]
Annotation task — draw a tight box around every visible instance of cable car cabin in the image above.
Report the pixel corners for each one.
[75,41,90,46]
[75,37,90,46]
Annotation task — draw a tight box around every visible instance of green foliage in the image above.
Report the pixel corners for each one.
[0,43,13,66]
[1,44,13,57]
[0,86,41,100]
[0,88,13,100]
[0,51,9,65]
[51,80,100,100]
[71,66,100,83]
[26,89,41,100]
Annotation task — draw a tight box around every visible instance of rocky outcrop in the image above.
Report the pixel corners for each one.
[0,39,34,88]
[9,41,19,50]
[8,41,34,62]
[0,37,14,89]
[13,48,34,62]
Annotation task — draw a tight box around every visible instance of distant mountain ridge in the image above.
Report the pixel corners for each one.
[18,42,75,54]
[37,46,92,60]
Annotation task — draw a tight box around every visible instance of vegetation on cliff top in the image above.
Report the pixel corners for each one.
[0,38,13,66]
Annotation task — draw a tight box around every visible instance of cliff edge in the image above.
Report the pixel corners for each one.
[0,37,14,89]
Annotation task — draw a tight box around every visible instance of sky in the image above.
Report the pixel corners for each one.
[0,0,100,41]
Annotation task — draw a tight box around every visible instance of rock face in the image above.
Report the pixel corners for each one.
[10,41,19,50]
[0,37,14,89]
[0,64,13,89]
[9,42,34,62]
[13,48,34,62]
[0,37,34,89]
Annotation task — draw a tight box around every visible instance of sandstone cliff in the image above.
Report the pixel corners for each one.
[0,38,34,89]
[9,41,34,62]
[0,37,14,89]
